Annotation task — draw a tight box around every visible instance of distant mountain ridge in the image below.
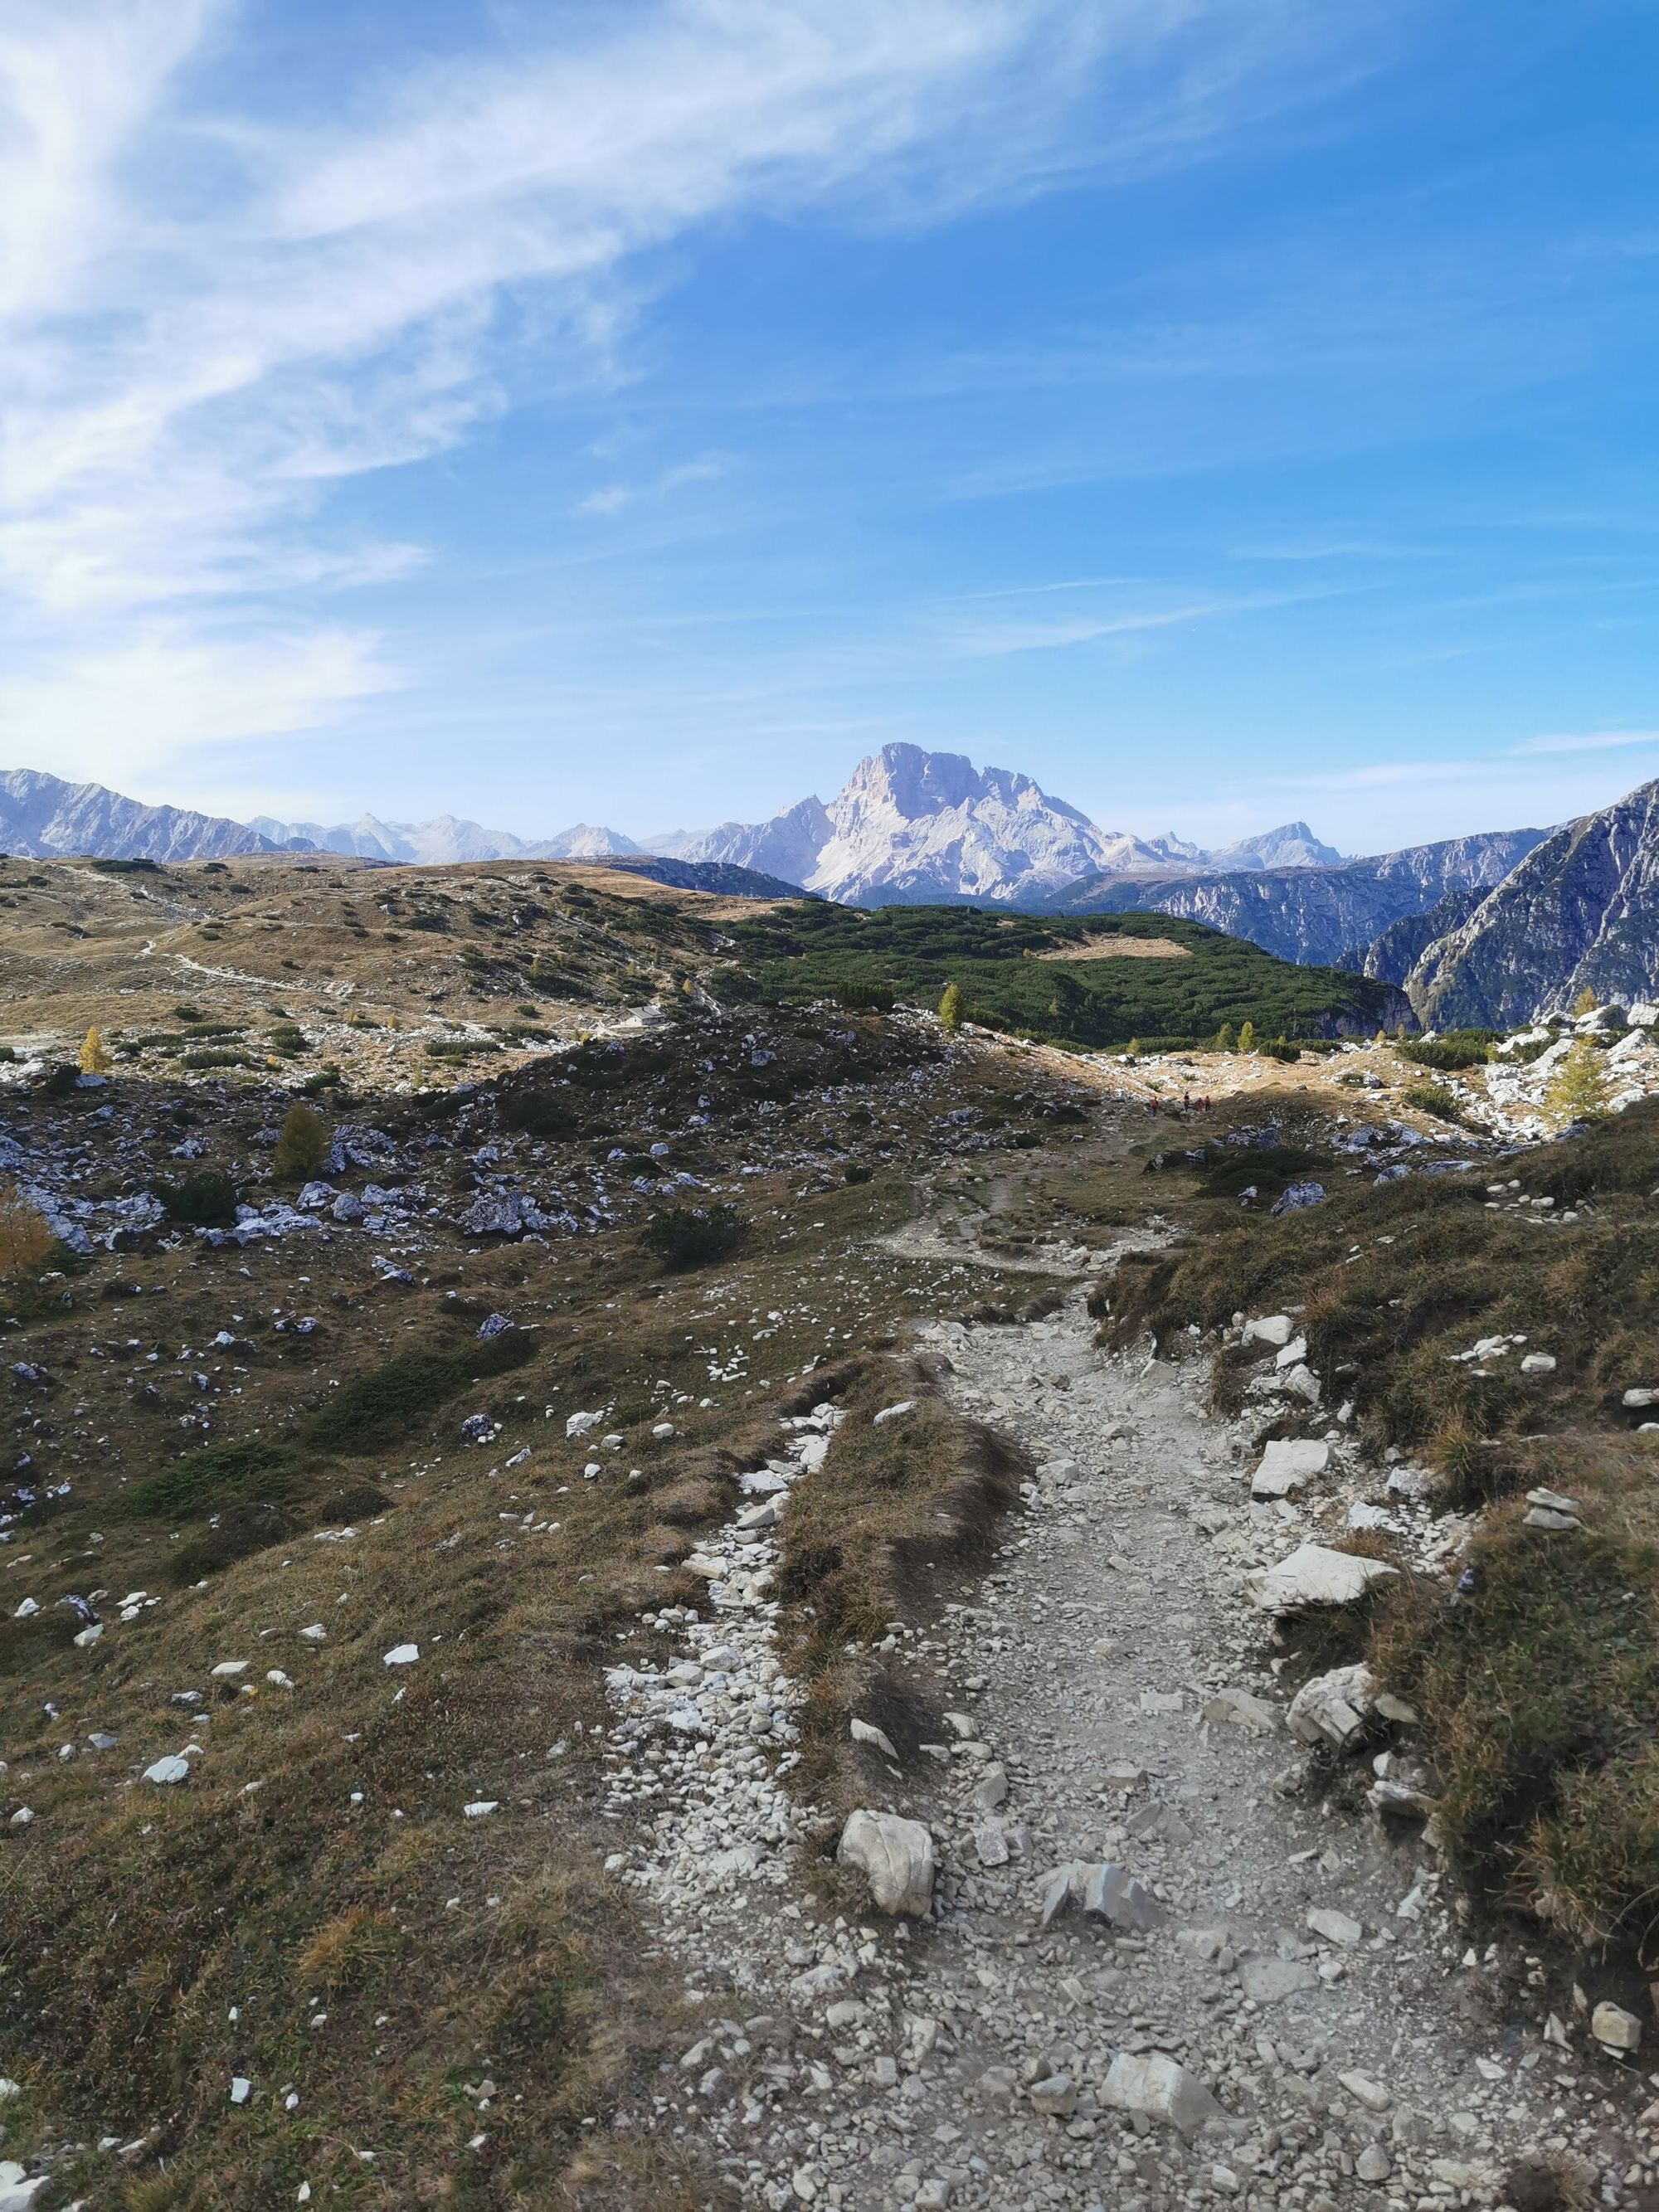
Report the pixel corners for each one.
[249,810,640,864]
[0,769,292,862]
[5,750,1355,907]
[1043,824,1549,969]
[2,753,1618,1022]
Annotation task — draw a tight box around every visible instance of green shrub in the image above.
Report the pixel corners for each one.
[1399,1032,1495,1072]
[834,980,896,1014]
[303,1329,539,1453]
[645,1205,747,1271]
[1198,1143,1325,1201]
[1404,1082,1465,1123]
[112,1438,304,1521]
[158,1170,240,1226]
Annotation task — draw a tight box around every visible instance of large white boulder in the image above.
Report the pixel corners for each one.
[837,1809,936,1917]
[1102,2052,1221,2138]
[1251,1439,1330,1499]
[1246,1544,1397,1612]
[1243,1314,1294,1348]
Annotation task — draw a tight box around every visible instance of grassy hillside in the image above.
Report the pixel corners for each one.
[718,901,1404,1047]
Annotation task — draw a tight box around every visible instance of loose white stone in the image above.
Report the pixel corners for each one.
[1102,2052,1221,2138]
[1306,1905,1364,1947]
[837,1809,936,1917]
[1251,1439,1329,1499]
[1591,2001,1642,2053]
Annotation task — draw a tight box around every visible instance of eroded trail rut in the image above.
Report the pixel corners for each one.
[611,1294,1631,2212]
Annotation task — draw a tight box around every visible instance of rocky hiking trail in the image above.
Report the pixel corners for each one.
[603,1273,1648,2212]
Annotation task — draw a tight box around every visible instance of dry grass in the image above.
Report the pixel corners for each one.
[0,1181,55,1279]
[1373,1434,1659,1963]
[0,1005,1088,2202]
[777,1354,1027,1802]
[1032,937,1190,963]
[1097,1096,1659,1974]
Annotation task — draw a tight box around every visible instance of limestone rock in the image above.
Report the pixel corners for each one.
[1251,1438,1329,1499]
[1202,1687,1279,1735]
[1245,1544,1398,1612]
[1287,1663,1378,1751]
[837,1809,936,1917]
[1102,2051,1221,2138]
[1081,1860,1166,1931]
[1238,1956,1317,2004]
[1243,1314,1294,1348]
[1306,1905,1364,1947]
[1591,2001,1642,2054]
[850,1717,898,1761]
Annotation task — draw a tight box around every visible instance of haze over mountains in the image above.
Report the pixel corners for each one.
[14,751,1659,1025]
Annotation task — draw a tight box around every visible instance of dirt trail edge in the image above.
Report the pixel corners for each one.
[604,1291,1637,2212]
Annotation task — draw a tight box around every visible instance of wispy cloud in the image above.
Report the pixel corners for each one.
[1515,728,1659,756]
[947,582,1345,655]
[575,455,727,518]
[0,0,1385,784]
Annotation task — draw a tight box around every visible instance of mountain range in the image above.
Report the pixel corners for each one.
[12,751,1659,1026]
[657,747,1346,900]
[246,811,644,865]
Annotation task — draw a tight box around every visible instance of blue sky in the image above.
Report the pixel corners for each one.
[2,0,1657,855]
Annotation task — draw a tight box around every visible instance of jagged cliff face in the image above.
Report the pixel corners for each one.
[0,770,283,861]
[1048,866,1413,964]
[807,745,1165,904]
[1408,781,1659,1027]
[1046,826,1549,967]
[1362,828,1547,900]
[1350,888,1482,984]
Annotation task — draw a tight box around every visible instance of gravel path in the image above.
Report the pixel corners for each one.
[608,1291,1644,2212]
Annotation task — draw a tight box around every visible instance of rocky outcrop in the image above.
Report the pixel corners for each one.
[1407,779,1659,1027]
